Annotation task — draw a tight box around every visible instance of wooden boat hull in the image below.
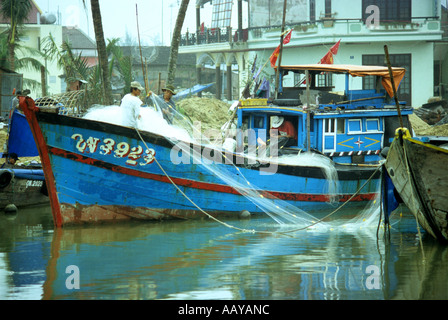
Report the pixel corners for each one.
[385,128,448,242]
[20,96,381,227]
[0,168,48,210]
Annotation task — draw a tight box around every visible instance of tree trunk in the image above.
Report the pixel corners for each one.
[8,41,15,71]
[41,66,47,96]
[90,0,113,105]
[167,0,190,86]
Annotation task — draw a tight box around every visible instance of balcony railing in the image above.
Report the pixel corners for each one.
[180,16,441,47]
[180,27,248,46]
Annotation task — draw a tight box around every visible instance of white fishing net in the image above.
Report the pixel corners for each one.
[82,94,385,235]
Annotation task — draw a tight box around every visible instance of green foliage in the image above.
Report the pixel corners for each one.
[42,34,134,108]
[107,38,134,93]
[0,33,44,92]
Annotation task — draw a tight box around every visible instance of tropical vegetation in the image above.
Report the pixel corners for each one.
[0,0,44,92]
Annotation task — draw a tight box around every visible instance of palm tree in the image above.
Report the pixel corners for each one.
[82,0,113,105]
[43,34,91,86]
[107,38,133,94]
[0,32,44,93]
[43,34,134,108]
[0,0,32,71]
[167,0,190,87]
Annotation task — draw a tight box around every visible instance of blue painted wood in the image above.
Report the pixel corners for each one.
[24,64,415,225]
[33,111,380,225]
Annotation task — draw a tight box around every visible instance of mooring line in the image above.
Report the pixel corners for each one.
[135,128,383,237]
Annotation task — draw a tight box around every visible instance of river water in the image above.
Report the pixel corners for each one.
[0,203,447,302]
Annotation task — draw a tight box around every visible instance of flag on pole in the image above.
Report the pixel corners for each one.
[330,39,341,55]
[200,22,205,34]
[270,46,281,68]
[283,29,293,45]
[270,29,293,68]
[319,39,341,64]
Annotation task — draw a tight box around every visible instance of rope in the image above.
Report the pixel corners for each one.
[279,164,382,234]
[135,127,382,236]
[135,128,280,236]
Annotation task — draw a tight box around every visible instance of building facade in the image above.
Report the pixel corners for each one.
[0,0,63,98]
[180,0,448,108]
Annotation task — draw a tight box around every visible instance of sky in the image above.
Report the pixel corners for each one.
[33,0,246,46]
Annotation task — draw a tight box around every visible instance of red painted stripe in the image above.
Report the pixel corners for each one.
[19,97,63,227]
[49,147,377,203]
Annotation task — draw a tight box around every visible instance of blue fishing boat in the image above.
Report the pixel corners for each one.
[19,64,411,227]
[0,109,47,211]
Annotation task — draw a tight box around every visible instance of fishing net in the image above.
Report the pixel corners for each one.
[82,93,385,235]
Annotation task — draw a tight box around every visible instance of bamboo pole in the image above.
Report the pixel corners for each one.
[384,45,404,128]
[136,4,149,93]
[274,0,288,99]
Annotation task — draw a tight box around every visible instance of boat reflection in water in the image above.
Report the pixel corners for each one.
[1,204,448,300]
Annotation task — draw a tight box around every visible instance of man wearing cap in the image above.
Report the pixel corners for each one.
[120,81,144,128]
[147,84,177,123]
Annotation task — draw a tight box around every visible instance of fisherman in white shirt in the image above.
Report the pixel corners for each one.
[121,81,144,128]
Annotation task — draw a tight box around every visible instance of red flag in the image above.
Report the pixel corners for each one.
[200,22,205,34]
[270,29,293,68]
[319,39,341,64]
[270,46,280,68]
[330,39,341,55]
[283,29,293,45]
[320,51,334,64]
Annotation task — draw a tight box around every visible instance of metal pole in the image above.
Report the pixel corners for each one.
[306,69,311,152]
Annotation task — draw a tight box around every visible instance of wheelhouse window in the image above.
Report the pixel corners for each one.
[254,116,265,129]
[348,119,362,133]
[337,119,345,134]
[325,118,336,133]
[317,72,333,87]
[366,118,380,132]
[362,0,411,23]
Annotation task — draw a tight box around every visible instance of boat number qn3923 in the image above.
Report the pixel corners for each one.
[71,134,156,166]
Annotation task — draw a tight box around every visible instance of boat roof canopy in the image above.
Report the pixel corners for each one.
[277,64,406,98]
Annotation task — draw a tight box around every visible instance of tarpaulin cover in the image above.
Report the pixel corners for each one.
[8,109,39,157]
[277,64,406,98]
[173,83,215,101]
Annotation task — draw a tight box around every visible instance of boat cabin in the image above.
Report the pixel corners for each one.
[236,64,413,164]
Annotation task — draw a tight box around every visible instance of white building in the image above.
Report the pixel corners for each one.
[180,0,448,108]
[0,0,63,100]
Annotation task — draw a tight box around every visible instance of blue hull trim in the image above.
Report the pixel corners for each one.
[33,111,379,225]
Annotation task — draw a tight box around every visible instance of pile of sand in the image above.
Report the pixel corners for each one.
[409,114,430,134]
[418,123,448,136]
[177,97,231,132]
[409,113,448,136]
